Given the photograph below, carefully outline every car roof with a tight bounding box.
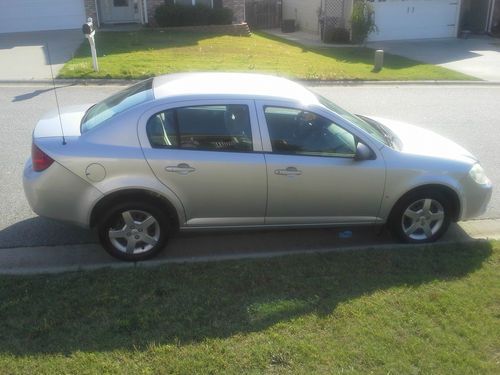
[152,73,320,104]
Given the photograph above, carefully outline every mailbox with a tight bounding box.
[82,18,95,36]
[82,18,98,72]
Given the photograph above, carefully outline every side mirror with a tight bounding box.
[354,142,373,161]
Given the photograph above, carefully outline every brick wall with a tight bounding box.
[147,0,165,25]
[83,0,97,24]
[222,0,246,23]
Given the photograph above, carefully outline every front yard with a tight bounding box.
[58,30,474,81]
[0,241,498,374]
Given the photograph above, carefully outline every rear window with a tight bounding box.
[81,79,154,133]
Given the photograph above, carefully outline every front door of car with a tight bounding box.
[139,100,267,227]
[256,102,386,225]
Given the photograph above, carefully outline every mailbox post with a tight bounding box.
[82,18,98,72]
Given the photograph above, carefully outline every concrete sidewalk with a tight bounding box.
[1,220,499,275]
[368,36,500,82]
[0,29,83,81]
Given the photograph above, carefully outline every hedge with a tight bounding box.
[155,4,233,27]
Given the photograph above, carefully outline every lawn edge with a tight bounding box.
[0,238,491,276]
[0,79,496,87]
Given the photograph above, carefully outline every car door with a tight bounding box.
[138,99,267,227]
[256,101,386,225]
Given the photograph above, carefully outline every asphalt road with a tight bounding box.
[0,83,499,249]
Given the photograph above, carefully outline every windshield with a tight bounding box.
[81,79,154,133]
[316,94,389,146]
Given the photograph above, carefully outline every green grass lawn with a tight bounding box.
[58,30,474,81]
[0,241,499,374]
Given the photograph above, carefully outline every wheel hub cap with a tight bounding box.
[402,198,445,241]
[108,210,160,254]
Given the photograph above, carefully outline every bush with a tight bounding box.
[155,4,233,27]
[323,27,350,44]
[351,0,377,44]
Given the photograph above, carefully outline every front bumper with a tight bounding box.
[23,159,103,228]
[460,177,493,220]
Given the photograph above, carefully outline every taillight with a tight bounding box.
[32,143,54,172]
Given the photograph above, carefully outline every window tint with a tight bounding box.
[264,107,356,157]
[147,105,253,152]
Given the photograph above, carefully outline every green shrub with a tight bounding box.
[351,0,377,44]
[155,4,233,27]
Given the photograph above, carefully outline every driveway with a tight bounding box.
[368,36,500,81]
[0,29,83,81]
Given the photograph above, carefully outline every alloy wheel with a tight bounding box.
[401,198,445,241]
[108,210,160,254]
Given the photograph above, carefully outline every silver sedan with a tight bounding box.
[23,73,492,261]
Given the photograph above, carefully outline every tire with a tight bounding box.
[389,189,452,244]
[97,201,170,261]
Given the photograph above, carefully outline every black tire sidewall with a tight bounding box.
[97,201,169,261]
[389,190,451,243]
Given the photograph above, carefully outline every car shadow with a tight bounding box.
[0,236,492,356]
[0,217,97,248]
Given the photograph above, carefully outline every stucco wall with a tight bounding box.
[282,0,321,34]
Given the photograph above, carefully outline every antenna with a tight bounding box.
[46,42,66,145]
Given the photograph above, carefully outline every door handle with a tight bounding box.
[274,167,302,176]
[165,163,196,175]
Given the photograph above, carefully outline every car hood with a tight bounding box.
[33,104,93,139]
[367,116,477,163]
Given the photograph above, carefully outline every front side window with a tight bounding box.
[316,94,390,146]
[81,79,153,133]
[147,105,253,152]
[264,107,356,157]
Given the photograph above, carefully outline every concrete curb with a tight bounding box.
[2,79,500,87]
[0,238,490,276]
[1,219,499,276]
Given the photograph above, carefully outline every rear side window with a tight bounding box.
[147,105,253,152]
[81,79,153,133]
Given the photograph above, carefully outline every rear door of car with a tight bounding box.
[255,100,386,225]
[138,99,267,227]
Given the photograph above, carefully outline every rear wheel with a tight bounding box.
[98,201,169,261]
[389,190,452,243]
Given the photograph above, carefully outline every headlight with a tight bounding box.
[469,164,490,185]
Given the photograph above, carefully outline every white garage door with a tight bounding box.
[0,0,86,33]
[368,0,460,41]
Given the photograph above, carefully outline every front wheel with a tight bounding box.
[98,201,169,261]
[389,190,452,243]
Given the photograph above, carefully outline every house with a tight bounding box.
[0,0,246,34]
[282,0,500,42]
